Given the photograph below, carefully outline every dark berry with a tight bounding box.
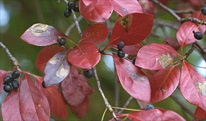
[12,70,20,79]
[64,8,72,18]
[42,81,46,88]
[132,58,136,65]
[73,4,79,12]
[58,38,66,46]
[144,104,154,110]
[67,1,75,9]
[117,49,125,58]
[12,80,19,89]
[3,76,12,84]
[201,6,206,15]
[3,84,12,93]
[117,41,125,49]
[84,69,94,78]
[193,31,203,40]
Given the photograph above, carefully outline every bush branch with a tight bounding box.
[117,96,133,114]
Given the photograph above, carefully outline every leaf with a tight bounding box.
[111,0,143,16]
[67,43,101,69]
[81,24,109,44]
[150,66,180,103]
[44,50,70,87]
[0,70,8,94]
[135,43,178,70]
[191,12,206,33]
[68,96,89,119]
[176,21,200,47]
[194,107,206,120]
[79,0,113,22]
[2,91,23,121]
[21,23,66,46]
[34,75,68,120]
[109,13,154,45]
[61,66,94,106]
[180,61,206,112]
[36,46,64,72]
[138,0,154,14]
[20,73,50,121]
[113,55,151,102]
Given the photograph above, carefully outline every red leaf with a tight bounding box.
[191,12,206,33]
[0,70,8,94]
[21,23,66,46]
[150,66,180,103]
[111,0,143,16]
[36,46,64,72]
[176,21,200,47]
[68,96,89,119]
[123,44,142,55]
[61,66,94,106]
[180,61,206,112]
[113,55,151,102]
[81,24,109,44]
[135,43,178,70]
[138,0,154,14]
[194,107,206,120]
[44,50,70,87]
[67,43,101,69]
[2,91,23,121]
[34,76,68,120]
[79,0,113,22]
[109,13,154,45]
[20,73,50,121]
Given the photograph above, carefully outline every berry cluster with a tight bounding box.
[144,104,154,111]
[117,41,125,58]
[58,38,66,46]
[3,71,20,93]
[64,1,79,18]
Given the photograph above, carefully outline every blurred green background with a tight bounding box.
[0,0,205,121]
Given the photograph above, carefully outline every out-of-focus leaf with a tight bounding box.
[113,55,151,102]
[67,43,101,69]
[135,43,178,70]
[150,66,180,103]
[36,46,64,72]
[138,0,154,14]
[44,50,70,87]
[0,70,8,94]
[194,106,206,120]
[21,23,66,46]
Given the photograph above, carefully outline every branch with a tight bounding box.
[154,20,179,30]
[194,42,206,61]
[0,42,21,71]
[117,96,133,114]
[114,77,119,113]
[65,15,83,36]
[93,67,118,120]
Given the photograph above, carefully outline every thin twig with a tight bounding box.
[174,10,194,14]
[0,42,21,72]
[194,42,206,61]
[65,16,83,36]
[114,77,119,113]
[117,96,133,114]
[136,100,143,109]
[154,20,179,30]
[93,67,118,120]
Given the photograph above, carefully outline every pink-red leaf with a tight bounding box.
[194,107,206,120]
[191,12,206,33]
[113,55,150,102]
[67,43,101,69]
[0,70,7,94]
[36,46,64,72]
[61,66,94,106]
[68,96,89,119]
[81,24,109,44]
[79,0,113,22]
[150,66,180,103]
[135,43,178,70]
[44,50,70,87]
[2,91,23,121]
[20,73,50,121]
[34,76,68,120]
[109,13,154,45]
[180,61,206,112]
[176,21,200,47]
[21,23,66,46]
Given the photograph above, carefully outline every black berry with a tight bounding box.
[67,1,75,9]
[193,31,203,40]
[144,104,154,110]
[117,49,125,58]
[12,80,19,89]
[12,70,20,79]
[3,84,12,93]
[73,4,79,12]
[42,81,46,88]
[58,38,66,46]
[132,58,136,65]
[201,6,206,15]
[3,76,12,84]
[117,41,125,49]
[64,8,72,18]
[84,69,94,78]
